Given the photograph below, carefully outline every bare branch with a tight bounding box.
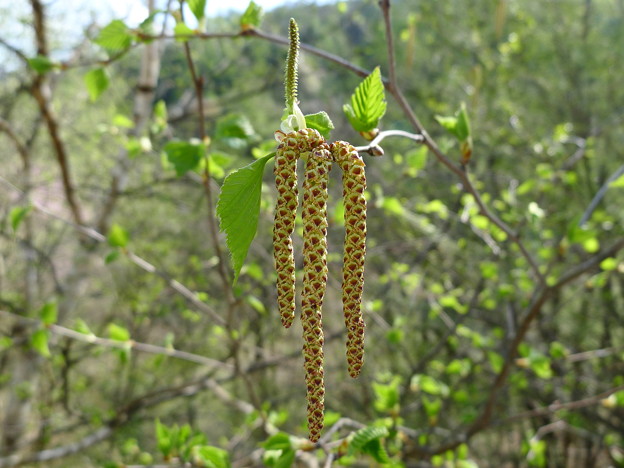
[0,310,232,372]
[0,177,225,326]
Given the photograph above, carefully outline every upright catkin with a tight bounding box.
[332,141,367,378]
[300,141,332,443]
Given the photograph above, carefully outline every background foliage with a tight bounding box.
[1,1,624,467]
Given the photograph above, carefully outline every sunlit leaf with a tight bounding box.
[304,112,334,139]
[84,68,109,101]
[40,302,58,326]
[107,223,129,248]
[240,1,263,31]
[31,329,50,357]
[343,66,386,133]
[9,206,31,232]
[94,20,133,52]
[188,0,206,21]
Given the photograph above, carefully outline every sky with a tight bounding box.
[107,0,292,26]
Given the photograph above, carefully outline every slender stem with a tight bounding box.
[182,41,233,300]
[0,310,233,371]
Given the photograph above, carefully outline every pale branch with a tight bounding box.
[378,0,544,284]
[0,310,232,372]
[0,177,225,326]
[579,163,624,226]
[0,427,113,468]
[355,129,424,155]
[499,384,624,425]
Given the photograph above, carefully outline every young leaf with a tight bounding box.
[343,66,387,133]
[240,1,263,31]
[31,329,51,357]
[9,206,31,232]
[216,153,274,284]
[349,426,389,451]
[164,141,204,176]
[262,432,293,451]
[108,223,129,248]
[84,68,109,101]
[40,302,58,326]
[193,446,231,468]
[27,55,55,74]
[94,20,133,52]
[435,103,473,163]
[108,323,130,341]
[188,0,206,21]
[305,112,334,139]
[174,22,194,42]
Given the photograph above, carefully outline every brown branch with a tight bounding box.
[0,118,29,168]
[29,0,84,227]
[417,237,624,455]
[377,0,543,284]
[182,37,233,300]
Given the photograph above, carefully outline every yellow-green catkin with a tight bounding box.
[301,140,332,442]
[332,141,367,378]
[273,129,326,328]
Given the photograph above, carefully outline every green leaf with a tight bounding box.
[343,66,387,133]
[108,323,130,341]
[240,1,263,30]
[262,433,292,451]
[455,102,471,141]
[31,329,50,357]
[193,446,231,468]
[216,153,273,283]
[304,112,334,139]
[74,319,94,336]
[9,206,31,232]
[215,114,256,142]
[155,420,172,457]
[113,114,135,128]
[174,22,194,42]
[610,172,624,188]
[349,426,389,460]
[40,302,58,326]
[435,103,473,161]
[164,141,204,176]
[84,68,109,101]
[105,250,121,264]
[27,55,55,74]
[188,0,206,21]
[94,20,133,52]
[600,257,618,271]
[107,223,129,248]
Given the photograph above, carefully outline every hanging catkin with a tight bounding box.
[273,129,326,328]
[332,141,367,378]
[301,141,332,443]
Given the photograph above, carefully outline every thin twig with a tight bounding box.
[0,177,225,326]
[0,310,233,371]
[498,384,624,425]
[355,129,424,155]
[579,163,624,226]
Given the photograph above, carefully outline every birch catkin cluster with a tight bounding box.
[273,128,367,442]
